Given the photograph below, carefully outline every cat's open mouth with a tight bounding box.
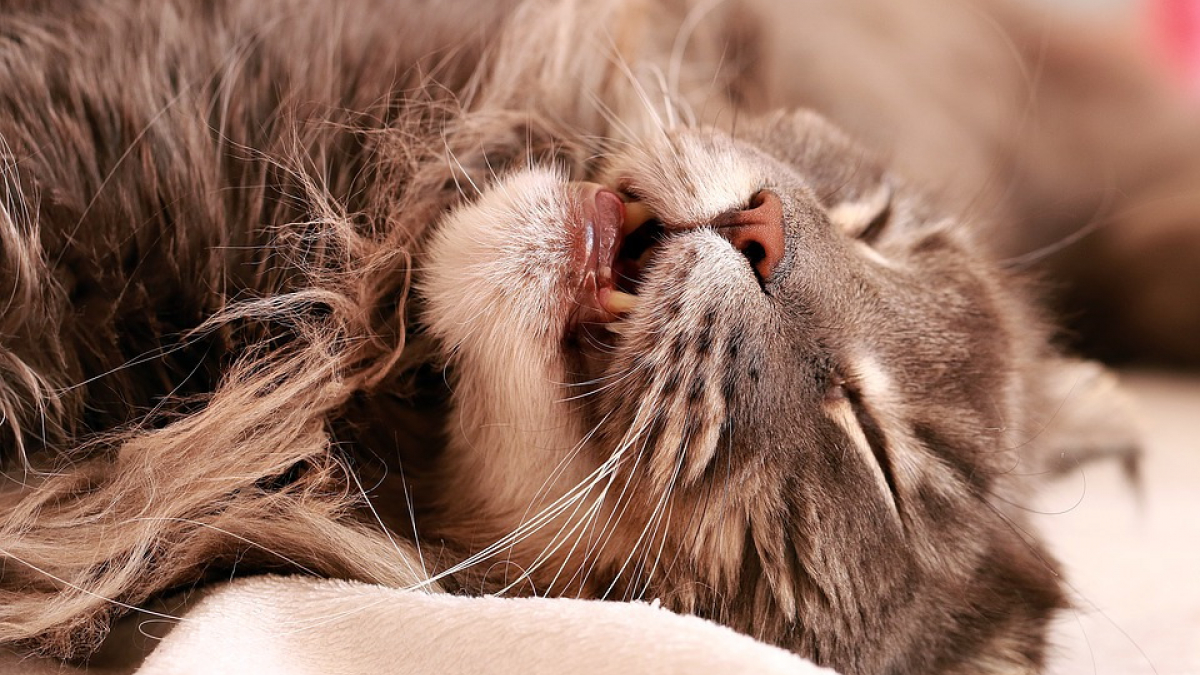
[569,182,667,332]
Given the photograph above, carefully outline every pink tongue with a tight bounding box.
[589,188,625,284]
[593,189,625,239]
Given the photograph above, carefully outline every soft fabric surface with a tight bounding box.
[2,577,830,674]
[135,577,831,675]
[1036,371,1200,675]
[1,370,1195,674]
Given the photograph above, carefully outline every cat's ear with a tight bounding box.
[1029,359,1140,480]
[828,180,891,239]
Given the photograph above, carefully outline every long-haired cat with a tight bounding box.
[0,0,1184,673]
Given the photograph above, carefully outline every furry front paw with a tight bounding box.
[422,168,627,359]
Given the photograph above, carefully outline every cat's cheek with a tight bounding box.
[422,167,578,356]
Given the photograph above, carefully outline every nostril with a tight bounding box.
[727,227,781,282]
[741,240,767,270]
[712,190,786,282]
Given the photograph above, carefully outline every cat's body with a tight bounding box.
[0,0,1182,673]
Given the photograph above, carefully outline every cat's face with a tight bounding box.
[422,110,1064,674]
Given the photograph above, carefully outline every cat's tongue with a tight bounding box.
[569,182,657,327]
[570,182,629,325]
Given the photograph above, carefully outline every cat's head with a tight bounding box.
[420,109,1131,674]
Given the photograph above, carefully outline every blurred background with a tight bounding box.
[1052,0,1131,9]
[1015,4,1200,675]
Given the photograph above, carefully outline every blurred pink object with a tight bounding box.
[1150,0,1200,94]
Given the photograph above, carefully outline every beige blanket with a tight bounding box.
[3,577,830,674]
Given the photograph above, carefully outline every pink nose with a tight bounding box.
[711,190,786,281]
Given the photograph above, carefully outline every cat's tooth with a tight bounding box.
[603,290,639,315]
[623,202,654,234]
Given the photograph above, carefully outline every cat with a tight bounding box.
[0,0,1174,673]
